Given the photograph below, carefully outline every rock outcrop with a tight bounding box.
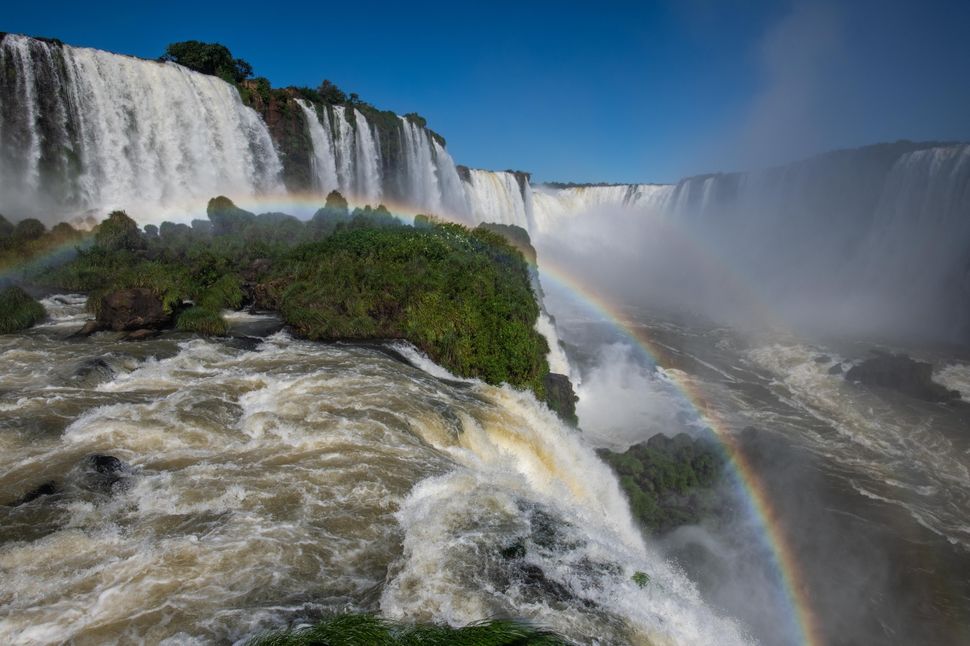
[96,288,172,332]
[845,352,960,402]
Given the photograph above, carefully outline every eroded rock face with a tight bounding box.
[97,288,172,332]
[544,372,578,426]
[845,352,960,402]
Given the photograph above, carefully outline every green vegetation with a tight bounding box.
[0,214,89,280]
[598,433,725,533]
[0,286,45,334]
[631,571,650,588]
[176,306,228,336]
[249,614,566,646]
[35,194,551,397]
[159,41,253,83]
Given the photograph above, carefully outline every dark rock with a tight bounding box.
[226,335,264,352]
[71,357,114,385]
[97,288,172,332]
[82,454,130,492]
[827,362,844,375]
[814,355,831,364]
[845,353,960,402]
[8,481,57,506]
[544,373,578,426]
[124,328,158,341]
[71,319,102,337]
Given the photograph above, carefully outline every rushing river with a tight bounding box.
[545,283,970,646]
[0,297,749,646]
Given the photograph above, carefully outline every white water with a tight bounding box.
[0,325,750,645]
[0,34,283,222]
[745,343,970,550]
[296,99,340,195]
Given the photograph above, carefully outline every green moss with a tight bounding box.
[248,614,566,646]
[0,286,45,333]
[632,571,650,588]
[176,306,228,336]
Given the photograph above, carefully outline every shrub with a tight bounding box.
[176,306,228,336]
[13,218,46,241]
[0,286,45,333]
[95,210,143,251]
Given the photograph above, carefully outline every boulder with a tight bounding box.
[827,362,844,375]
[81,454,131,493]
[845,352,960,402]
[8,481,57,506]
[97,288,172,332]
[71,320,101,337]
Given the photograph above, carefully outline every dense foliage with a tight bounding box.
[159,41,253,83]
[249,614,566,646]
[37,195,551,396]
[0,286,45,334]
[598,433,725,533]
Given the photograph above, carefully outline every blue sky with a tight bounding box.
[5,0,968,183]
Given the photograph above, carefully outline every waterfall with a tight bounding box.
[296,99,339,195]
[461,169,533,229]
[0,34,282,222]
[353,108,382,202]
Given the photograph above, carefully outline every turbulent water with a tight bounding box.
[542,283,970,646]
[0,298,751,646]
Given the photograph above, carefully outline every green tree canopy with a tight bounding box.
[95,211,143,251]
[160,41,253,83]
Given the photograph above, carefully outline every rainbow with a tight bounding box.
[4,194,822,644]
[532,260,823,646]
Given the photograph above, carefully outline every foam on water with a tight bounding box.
[0,331,750,644]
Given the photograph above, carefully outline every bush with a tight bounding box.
[13,218,46,241]
[95,210,143,251]
[176,306,228,336]
[0,286,45,333]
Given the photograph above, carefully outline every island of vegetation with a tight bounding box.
[1,194,580,416]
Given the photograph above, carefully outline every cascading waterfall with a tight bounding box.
[0,34,282,222]
[296,99,340,195]
[461,169,534,229]
[353,108,383,202]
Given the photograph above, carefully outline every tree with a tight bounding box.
[95,211,143,251]
[160,41,253,84]
[13,218,46,241]
[317,80,347,104]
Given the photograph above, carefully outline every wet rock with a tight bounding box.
[225,335,263,352]
[544,373,578,426]
[97,288,173,332]
[827,362,845,375]
[71,319,102,337]
[845,352,960,402]
[8,481,58,507]
[82,454,131,492]
[124,328,158,341]
[70,357,114,386]
[814,355,831,364]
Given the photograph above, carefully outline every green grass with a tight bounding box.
[176,306,228,336]
[0,286,46,333]
[249,614,567,646]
